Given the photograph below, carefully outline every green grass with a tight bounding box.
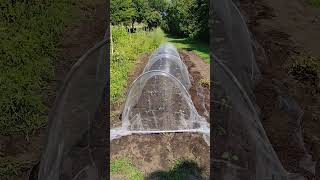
[111,158,204,180]
[0,158,37,177]
[110,26,166,104]
[0,1,76,135]
[309,0,320,7]
[111,158,144,180]
[165,34,210,63]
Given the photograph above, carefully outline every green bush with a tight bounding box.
[110,26,166,104]
[163,0,209,41]
[0,1,74,135]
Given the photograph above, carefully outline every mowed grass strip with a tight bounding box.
[166,34,210,63]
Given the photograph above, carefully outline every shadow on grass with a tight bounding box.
[145,160,207,180]
[165,34,210,62]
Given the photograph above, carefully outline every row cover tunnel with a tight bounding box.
[111,43,210,145]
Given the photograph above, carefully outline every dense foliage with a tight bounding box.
[110,0,135,26]
[110,0,166,29]
[110,0,208,40]
[110,26,165,104]
[0,0,73,135]
[163,0,209,41]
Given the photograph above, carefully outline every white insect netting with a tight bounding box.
[144,53,191,90]
[37,36,109,180]
[111,43,210,145]
[212,0,314,179]
[149,43,181,60]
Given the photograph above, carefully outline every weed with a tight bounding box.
[286,55,320,86]
[199,79,210,88]
[111,157,144,180]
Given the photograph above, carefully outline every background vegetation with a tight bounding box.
[162,0,209,41]
[0,0,74,136]
[110,0,209,41]
[110,0,209,105]
[110,26,165,104]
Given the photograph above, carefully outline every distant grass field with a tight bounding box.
[166,34,210,63]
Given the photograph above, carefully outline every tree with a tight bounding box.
[110,0,135,26]
[145,11,162,30]
[162,0,209,41]
[148,0,169,15]
[132,0,149,23]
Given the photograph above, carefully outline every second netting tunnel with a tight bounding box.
[111,43,209,145]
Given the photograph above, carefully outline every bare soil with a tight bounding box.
[0,0,106,179]
[110,50,210,178]
[239,0,320,178]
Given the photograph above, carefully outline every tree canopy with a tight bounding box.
[163,0,209,41]
[110,0,208,41]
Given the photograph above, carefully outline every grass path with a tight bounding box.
[165,34,210,63]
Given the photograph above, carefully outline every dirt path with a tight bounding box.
[110,50,210,179]
[239,0,320,178]
[246,0,320,57]
[0,1,106,179]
